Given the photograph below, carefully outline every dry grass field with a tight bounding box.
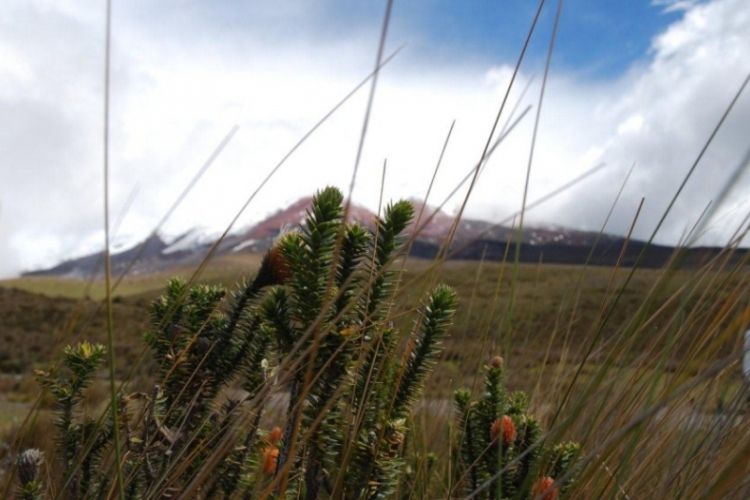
[2,247,749,498]
[1,253,743,401]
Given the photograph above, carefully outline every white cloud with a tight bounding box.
[653,0,703,14]
[570,0,750,245]
[617,115,645,136]
[0,0,748,278]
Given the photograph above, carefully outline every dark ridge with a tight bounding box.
[408,239,747,269]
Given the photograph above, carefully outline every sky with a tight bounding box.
[1,0,749,277]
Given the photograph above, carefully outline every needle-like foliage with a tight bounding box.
[452,359,581,499]
[16,187,460,500]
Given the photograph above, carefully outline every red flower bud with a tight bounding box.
[532,477,558,500]
[261,446,279,475]
[260,426,283,475]
[268,426,283,445]
[491,415,516,444]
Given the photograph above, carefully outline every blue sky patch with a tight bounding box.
[322,0,689,79]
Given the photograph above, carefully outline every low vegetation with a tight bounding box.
[2,188,750,499]
[3,189,580,499]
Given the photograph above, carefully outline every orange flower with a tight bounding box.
[532,477,558,500]
[268,426,283,445]
[261,446,279,475]
[491,356,504,369]
[261,427,283,475]
[491,415,516,444]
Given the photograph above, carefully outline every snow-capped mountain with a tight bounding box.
[23,195,724,279]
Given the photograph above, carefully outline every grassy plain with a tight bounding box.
[0,254,744,399]
[2,251,749,497]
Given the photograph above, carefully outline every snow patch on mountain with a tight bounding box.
[162,227,220,255]
[232,239,257,253]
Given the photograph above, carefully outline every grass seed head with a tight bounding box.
[17,448,44,486]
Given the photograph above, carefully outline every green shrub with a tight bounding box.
[452,357,580,500]
[15,187,464,499]
[14,187,583,499]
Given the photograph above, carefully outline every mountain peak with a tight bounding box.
[22,194,663,278]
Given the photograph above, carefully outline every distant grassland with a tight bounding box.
[1,253,743,404]
[0,253,264,301]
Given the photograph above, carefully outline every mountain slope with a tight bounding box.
[22,196,745,278]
